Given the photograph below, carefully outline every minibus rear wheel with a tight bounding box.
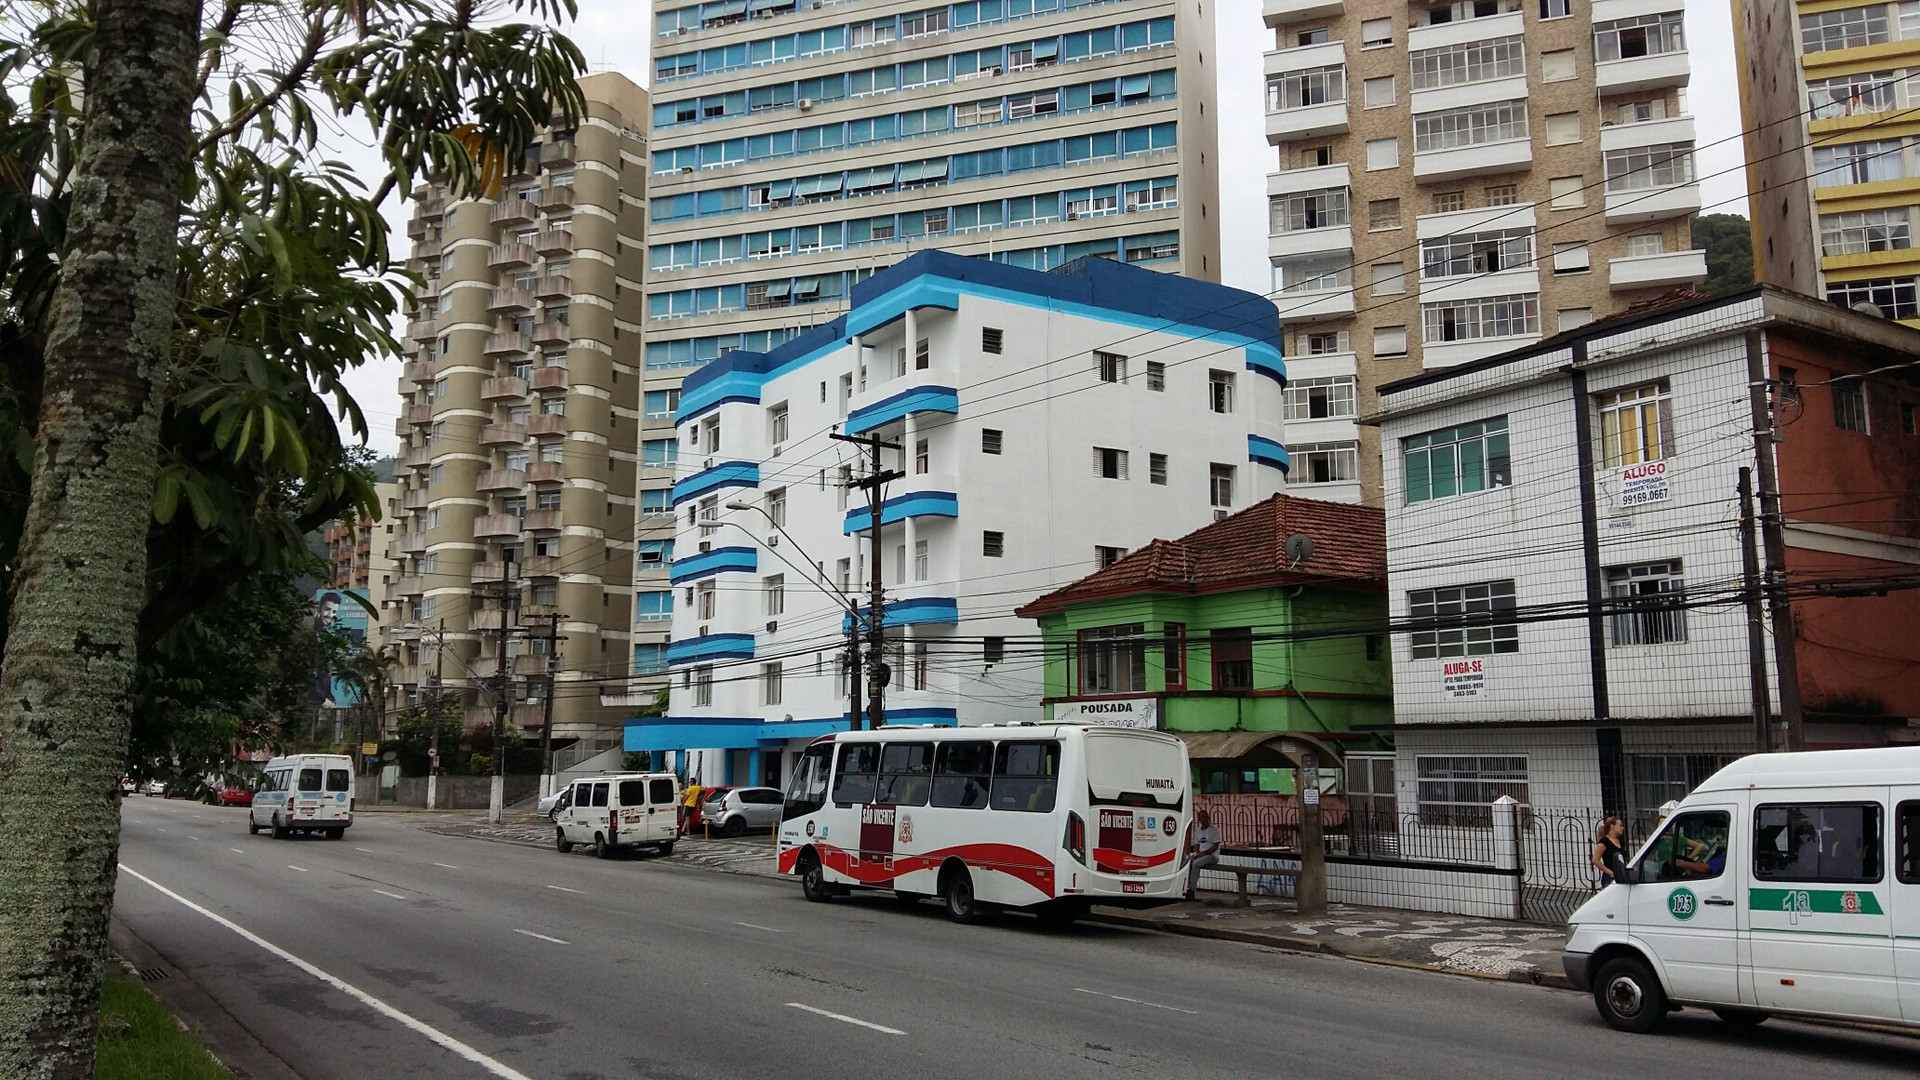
[271,815,289,841]
[1593,956,1667,1033]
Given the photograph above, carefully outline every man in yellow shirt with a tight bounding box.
[680,779,704,836]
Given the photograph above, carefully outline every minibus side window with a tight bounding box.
[1641,810,1731,881]
[651,778,676,804]
[931,741,993,809]
[298,768,323,792]
[619,780,647,805]
[1897,802,1920,884]
[784,745,831,821]
[876,743,933,807]
[990,741,1061,813]
[326,769,351,792]
[591,782,609,808]
[832,744,881,805]
[1754,803,1882,883]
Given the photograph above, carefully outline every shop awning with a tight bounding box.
[1170,730,1343,768]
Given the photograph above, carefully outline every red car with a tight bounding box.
[214,787,254,807]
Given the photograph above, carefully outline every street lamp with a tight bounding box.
[399,619,449,808]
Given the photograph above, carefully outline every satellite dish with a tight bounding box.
[1852,301,1886,319]
[1284,532,1314,568]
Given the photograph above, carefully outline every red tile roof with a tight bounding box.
[1017,494,1386,616]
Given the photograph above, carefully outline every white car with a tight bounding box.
[144,780,167,797]
[538,788,570,820]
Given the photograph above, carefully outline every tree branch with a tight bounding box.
[194,10,331,154]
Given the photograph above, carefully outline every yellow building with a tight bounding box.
[1737,0,1920,323]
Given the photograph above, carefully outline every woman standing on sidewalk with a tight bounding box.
[1590,816,1627,888]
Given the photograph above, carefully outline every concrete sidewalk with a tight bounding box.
[418,811,1571,988]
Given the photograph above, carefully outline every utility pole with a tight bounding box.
[832,431,903,729]
[425,618,446,809]
[528,612,567,799]
[1744,330,1805,751]
[473,562,519,822]
[1738,468,1775,754]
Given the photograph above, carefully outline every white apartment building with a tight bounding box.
[1371,287,1920,835]
[636,251,1285,786]
[1264,0,1706,505]
[634,0,1223,699]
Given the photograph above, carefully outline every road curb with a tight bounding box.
[1086,909,1576,991]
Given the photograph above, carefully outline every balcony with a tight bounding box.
[479,422,527,446]
[531,321,571,348]
[398,532,428,555]
[514,654,554,678]
[529,367,569,393]
[406,403,434,426]
[1264,0,1343,24]
[1425,335,1542,370]
[1594,49,1689,95]
[401,488,432,511]
[541,139,576,168]
[417,195,446,220]
[488,242,537,269]
[534,230,574,257]
[482,375,528,401]
[1604,182,1700,225]
[524,509,564,532]
[1414,137,1533,183]
[469,610,509,634]
[470,561,511,583]
[411,237,443,262]
[1609,248,1709,291]
[1268,162,1350,197]
[1599,114,1695,153]
[489,198,537,226]
[484,331,530,356]
[1418,266,1542,305]
[842,472,959,534]
[527,414,569,437]
[526,461,565,484]
[469,657,503,681]
[523,555,563,578]
[1264,42,1349,144]
[407,319,438,343]
[846,361,960,437]
[401,444,433,470]
[538,185,576,211]
[1406,10,1524,54]
[1267,100,1349,143]
[1272,283,1356,323]
[488,286,533,313]
[535,275,572,300]
[1411,73,1528,118]
[407,216,429,240]
[393,576,425,597]
[473,514,523,539]
[406,360,436,384]
[477,468,526,492]
[1270,224,1352,261]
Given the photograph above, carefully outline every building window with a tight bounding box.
[1366,138,1399,170]
[1363,75,1396,108]
[1374,325,1408,358]
[1421,230,1532,278]
[1093,446,1129,479]
[1606,560,1687,646]
[1209,370,1235,413]
[764,574,785,618]
[1545,112,1581,145]
[695,581,716,620]
[1270,188,1349,233]
[1598,381,1672,466]
[1548,176,1586,209]
[1163,623,1187,689]
[982,327,1003,354]
[1414,100,1528,152]
[1558,308,1593,331]
[1284,376,1358,421]
[636,591,673,621]
[641,490,670,517]
[1833,378,1870,433]
[701,415,721,453]
[632,643,666,675]
[1821,208,1913,256]
[1594,13,1686,59]
[1210,628,1252,690]
[1292,442,1360,484]
[984,636,1006,665]
[982,530,1004,558]
[1078,624,1146,694]
[1306,331,1349,354]
[762,661,783,706]
[1409,580,1518,658]
[765,486,787,528]
[1485,184,1517,206]
[1552,242,1591,274]
[1148,452,1169,485]
[1266,65,1347,111]
[981,428,1003,455]
[1361,17,1393,46]
[1371,261,1407,296]
[1095,545,1127,569]
[1431,190,1465,214]
[1146,361,1166,391]
[638,540,674,567]
[1799,6,1887,53]
[1811,140,1906,188]
[1369,198,1401,231]
[1095,350,1127,383]
[1542,48,1576,81]
[644,389,679,418]
[768,402,789,444]
[1807,70,1902,120]
[1404,417,1510,503]
[1409,35,1524,90]
[1605,144,1695,191]
[1209,463,1235,508]
[1416,756,1527,827]
[693,665,713,707]
[1828,276,1920,320]
[1423,294,1539,343]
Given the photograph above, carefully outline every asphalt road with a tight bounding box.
[113,798,1919,1080]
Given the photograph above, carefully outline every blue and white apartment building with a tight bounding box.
[632,0,1223,709]
[631,251,1286,786]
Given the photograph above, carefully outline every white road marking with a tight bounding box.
[511,929,568,945]
[355,847,375,853]
[1072,987,1198,1015]
[230,848,244,854]
[433,863,458,869]
[545,885,581,894]
[118,865,535,1080]
[732,921,785,933]
[188,836,200,841]
[157,828,168,833]
[286,866,309,873]
[372,890,408,901]
[784,1002,905,1035]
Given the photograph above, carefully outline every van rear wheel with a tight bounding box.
[325,828,344,840]
[247,818,260,836]
[271,815,288,840]
[555,828,573,854]
[593,834,614,859]
[1593,956,1667,1033]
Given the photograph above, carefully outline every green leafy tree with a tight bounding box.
[1692,214,1756,294]
[0,3,587,1073]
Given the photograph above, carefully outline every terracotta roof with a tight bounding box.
[1016,494,1386,616]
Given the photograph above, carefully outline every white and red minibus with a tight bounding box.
[777,722,1192,924]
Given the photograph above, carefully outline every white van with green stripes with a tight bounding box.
[1564,746,1920,1033]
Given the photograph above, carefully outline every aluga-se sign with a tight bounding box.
[1053,698,1160,729]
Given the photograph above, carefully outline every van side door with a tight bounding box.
[1747,795,1897,1021]
[649,777,678,841]
[1891,795,1920,1022]
[1626,805,1744,1006]
[561,781,592,842]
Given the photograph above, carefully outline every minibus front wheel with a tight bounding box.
[1594,955,1667,1033]
[798,850,833,903]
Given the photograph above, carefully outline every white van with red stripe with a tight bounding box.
[777,723,1191,925]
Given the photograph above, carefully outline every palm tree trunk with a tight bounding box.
[0,2,203,1076]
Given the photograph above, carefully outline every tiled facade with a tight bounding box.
[382,73,650,747]
[1264,0,1707,505]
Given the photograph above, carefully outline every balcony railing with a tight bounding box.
[534,230,574,256]
[470,561,512,582]
[531,322,571,347]
[526,461,565,484]
[473,514,523,539]
[490,199,537,226]
[535,275,572,300]
[528,414,568,437]
[484,331,530,356]
[524,509,564,531]
[407,319,439,343]
[482,376,529,400]
[523,555,563,578]
[488,286,533,313]
[538,185,576,211]
[479,422,528,445]
[476,468,526,492]
[488,242,537,269]
[529,367,569,393]
[401,489,431,511]
[406,403,434,425]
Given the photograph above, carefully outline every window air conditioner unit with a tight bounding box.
[798,98,814,110]
[703,457,715,469]
[766,534,779,548]
[772,444,784,456]
[680,166,695,175]
[677,27,689,34]
[1066,211,1079,221]
[699,541,712,553]
[1214,509,1229,521]
[766,621,778,633]
[699,624,709,636]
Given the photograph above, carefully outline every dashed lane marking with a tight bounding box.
[355,847,374,853]
[286,866,308,873]
[511,929,568,945]
[732,921,785,933]
[784,1003,905,1035]
[372,890,408,901]
[118,865,535,1080]
[433,863,458,869]
[1072,988,1198,1015]
[546,885,581,894]
[230,848,244,854]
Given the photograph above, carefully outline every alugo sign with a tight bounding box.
[1617,459,1670,508]
[1053,698,1160,729]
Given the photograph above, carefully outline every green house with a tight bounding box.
[1017,494,1391,796]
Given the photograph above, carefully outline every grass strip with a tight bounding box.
[96,969,233,1080]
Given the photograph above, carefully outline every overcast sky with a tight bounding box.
[344,0,1748,454]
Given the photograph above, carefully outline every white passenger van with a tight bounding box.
[1564,746,1920,1033]
[778,723,1191,925]
[553,772,680,858]
[249,754,355,840]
